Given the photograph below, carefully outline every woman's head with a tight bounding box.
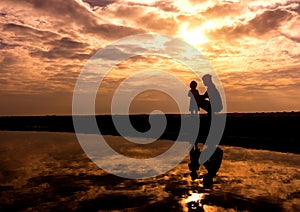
[202,74,213,86]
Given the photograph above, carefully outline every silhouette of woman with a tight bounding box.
[198,74,223,114]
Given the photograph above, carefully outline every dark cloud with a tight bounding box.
[2,23,94,62]
[0,53,22,73]
[102,3,179,34]
[30,49,92,60]
[46,37,86,49]
[249,9,293,35]
[207,9,293,40]
[98,2,156,24]
[0,40,20,49]
[86,23,145,40]
[249,0,300,13]
[152,1,180,12]
[44,64,81,72]
[94,47,133,61]
[0,79,8,84]
[30,48,92,60]
[105,4,144,19]
[70,53,93,60]
[8,0,144,40]
[0,11,7,17]
[83,0,117,8]
[290,2,300,14]
[222,0,239,3]
[2,23,60,43]
[26,36,94,60]
[117,0,179,12]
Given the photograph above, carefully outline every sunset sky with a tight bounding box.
[0,0,299,115]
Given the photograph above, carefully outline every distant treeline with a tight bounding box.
[0,112,299,154]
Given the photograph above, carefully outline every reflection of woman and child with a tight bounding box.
[188,74,223,186]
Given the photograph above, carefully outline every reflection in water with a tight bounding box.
[184,192,205,211]
[179,177,212,212]
[0,132,299,211]
[188,143,223,187]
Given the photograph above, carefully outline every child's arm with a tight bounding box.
[202,91,208,99]
[198,91,208,101]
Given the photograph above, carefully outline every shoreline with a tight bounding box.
[0,112,299,154]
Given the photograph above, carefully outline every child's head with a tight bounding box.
[190,80,197,89]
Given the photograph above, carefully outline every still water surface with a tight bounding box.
[0,131,299,211]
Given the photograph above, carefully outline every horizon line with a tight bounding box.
[0,111,300,117]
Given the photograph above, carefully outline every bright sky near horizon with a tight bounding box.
[0,0,299,115]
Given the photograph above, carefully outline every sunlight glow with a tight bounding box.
[178,23,208,46]
[201,20,218,31]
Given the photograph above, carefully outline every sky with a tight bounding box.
[0,0,300,115]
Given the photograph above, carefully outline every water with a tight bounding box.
[0,131,299,211]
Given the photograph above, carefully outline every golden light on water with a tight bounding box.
[185,192,204,203]
[181,192,206,211]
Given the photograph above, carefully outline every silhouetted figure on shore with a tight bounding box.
[198,74,223,114]
[188,75,224,186]
[188,81,200,115]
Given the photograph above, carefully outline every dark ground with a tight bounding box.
[0,112,299,153]
[0,113,299,211]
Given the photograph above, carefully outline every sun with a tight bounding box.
[178,23,208,46]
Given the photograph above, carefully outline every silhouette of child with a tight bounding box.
[188,81,200,115]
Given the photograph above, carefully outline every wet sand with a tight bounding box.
[0,131,299,211]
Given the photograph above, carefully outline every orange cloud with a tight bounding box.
[0,0,299,114]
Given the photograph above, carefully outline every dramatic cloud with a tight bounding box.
[83,0,117,8]
[207,9,293,41]
[0,0,299,114]
[219,65,300,112]
[201,2,245,19]
[94,2,179,34]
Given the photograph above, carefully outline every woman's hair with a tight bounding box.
[202,74,212,83]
